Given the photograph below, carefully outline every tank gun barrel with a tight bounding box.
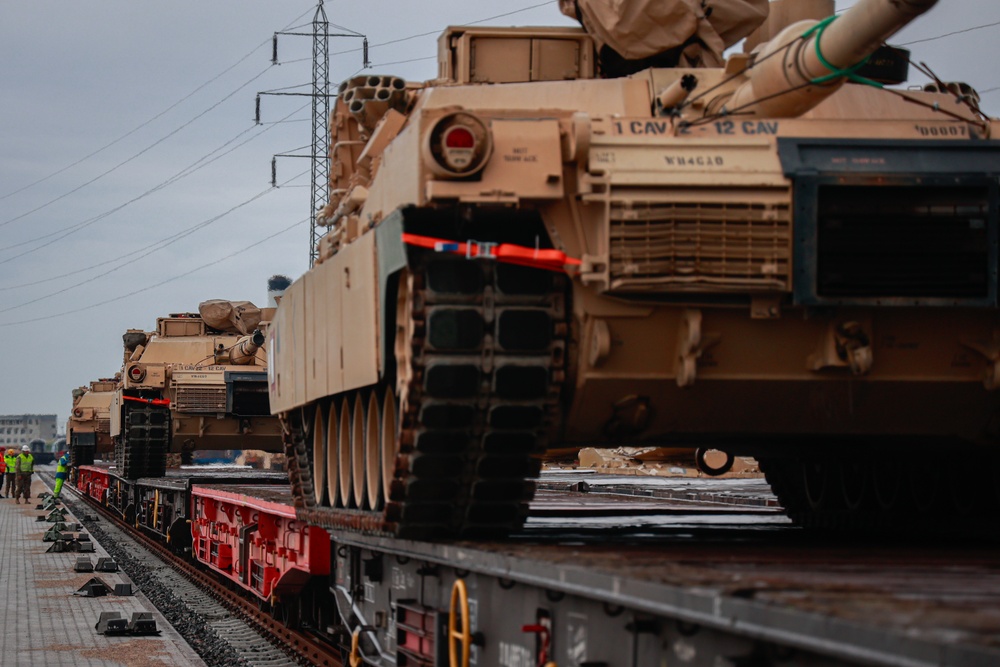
[723,0,938,118]
[230,329,265,365]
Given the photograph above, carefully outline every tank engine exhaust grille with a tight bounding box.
[174,386,227,413]
[608,199,791,292]
[97,418,110,433]
[816,185,993,299]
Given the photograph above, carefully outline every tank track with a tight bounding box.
[291,257,568,539]
[70,442,96,468]
[115,404,170,480]
[760,455,1000,533]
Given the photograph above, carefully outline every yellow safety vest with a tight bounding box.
[16,453,33,474]
[57,455,69,474]
[4,455,15,474]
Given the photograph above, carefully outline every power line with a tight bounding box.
[293,0,558,64]
[0,66,276,231]
[0,216,308,328]
[899,19,1000,46]
[0,6,315,204]
[0,102,310,264]
[0,170,308,314]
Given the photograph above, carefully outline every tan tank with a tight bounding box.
[67,378,117,466]
[111,300,282,479]
[269,0,1000,537]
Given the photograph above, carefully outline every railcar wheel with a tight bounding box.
[312,403,327,507]
[338,395,352,508]
[381,388,399,507]
[326,400,341,508]
[352,392,368,509]
[365,391,382,510]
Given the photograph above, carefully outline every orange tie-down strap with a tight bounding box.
[122,395,171,407]
[402,233,581,274]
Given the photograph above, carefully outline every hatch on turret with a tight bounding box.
[438,26,595,84]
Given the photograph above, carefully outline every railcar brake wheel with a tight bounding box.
[449,578,471,667]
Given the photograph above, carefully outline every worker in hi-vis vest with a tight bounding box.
[14,445,34,504]
[3,449,15,498]
[53,451,70,499]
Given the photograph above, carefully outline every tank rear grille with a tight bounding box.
[816,185,992,299]
[97,418,110,433]
[174,385,227,413]
[608,200,791,292]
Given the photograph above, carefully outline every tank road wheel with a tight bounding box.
[907,460,940,515]
[872,458,903,512]
[381,388,399,509]
[351,393,368,509]
[365,391,383,510]
[802,460,833,511]
[338,395,353,508]
[311,403,327,507]
[326,400,341,508]
[839,461,870,511]
[946,464,977,516]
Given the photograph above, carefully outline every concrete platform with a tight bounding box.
[0,474,204,667]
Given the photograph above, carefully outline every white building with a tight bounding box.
[0,414,58,448]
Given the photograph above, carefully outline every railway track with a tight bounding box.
[43,471,341,667]
[47,463,1000,666]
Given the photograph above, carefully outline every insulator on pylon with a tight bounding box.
[255,95,261,125]
[271,157,277,187]
[363,38,370,69]
[272,34,278,64]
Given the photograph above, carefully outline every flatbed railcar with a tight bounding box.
[76,463,335,627]
[73,465,1000,667]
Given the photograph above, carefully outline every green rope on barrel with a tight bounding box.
[801,15,884,88]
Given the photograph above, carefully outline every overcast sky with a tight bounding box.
[1,0,997,428]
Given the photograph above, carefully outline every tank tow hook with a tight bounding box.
[677,309,720,387]
[808,320,873,375]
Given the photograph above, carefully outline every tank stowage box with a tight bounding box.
[268,0,1000,537]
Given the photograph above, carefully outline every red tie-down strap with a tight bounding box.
[123,395,171,407]
[402,233,581,274]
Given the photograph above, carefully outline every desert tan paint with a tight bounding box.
[271,3,1000,448]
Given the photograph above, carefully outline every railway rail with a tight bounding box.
[54,463,1000,667]
[47,470,341,667]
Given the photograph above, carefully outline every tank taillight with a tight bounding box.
[423,112,492,178]
[73,408,83,418]
[128,365,146,383]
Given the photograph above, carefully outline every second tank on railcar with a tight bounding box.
[67,377,117,467]
[111,300,282,479]
[269,0,1000,537]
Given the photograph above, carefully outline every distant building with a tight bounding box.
[0,414,58,448]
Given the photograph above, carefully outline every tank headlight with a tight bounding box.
[73,408,83,418]
[128,365,146,383]
[423,112,492,179]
